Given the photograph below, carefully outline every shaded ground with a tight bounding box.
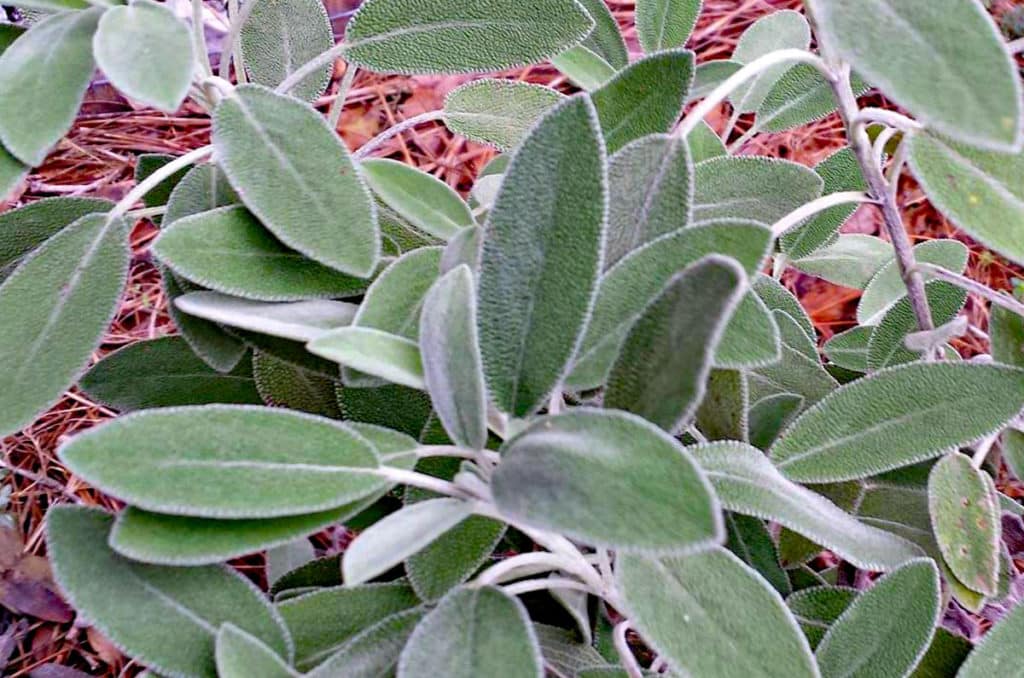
[0,0,1022,674]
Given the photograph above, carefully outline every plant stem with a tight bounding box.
[828,66,934,332]
[674,49,832,140]
[916,263,1024,318]
[108,146,213,221]
[276,41,349,95]
[476,552,580,586]
[191,0,213,79]
[219,0,254,83]
[373,467,476,500]
[770,191,874,239]
[353,111,447,159]
[328,64,358,129]
[855,107,922,132]
[503,577,595,597]
[614,620,644,678]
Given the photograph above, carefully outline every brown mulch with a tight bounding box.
[1,0,1023,674]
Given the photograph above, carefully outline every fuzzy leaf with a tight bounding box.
[343,498,474,585]
[749,393,804,450]
[344,0,593,74]
[94,0,193,112]
[808,0,1022,151]
[866,281,966,370]
[0,145,26,203]
[815,559,940,678]
[363,159,473,241]
[606,255,746,432]
[592,50,694,154]
[635,0,701,53]
[687,120,727,162]
[134,154,188,223]
[759,67,868,134]
[164,163,240,227]
[420,266,488,450]
[754,274,815,340]
[279,583,421,671]
[213,85,379,277]
[792,235,894,290]
[823,326,873,372]
[858,240,969,325]
[492,409,721,551]
[912,629,972,678]
[477,96,605,416]
[443,80,564,152]
[787,586,859,650]
[574,0,628,68]
[715,292,782,369]
[748,310,837,407]
[0,214,127,437]
[352,247,442,340]
[154,206,370,302]
[694,441,922,571]
[397,586,542,678]
[693,156,823,224]
[0,8,102,166]
[306,608,427,678]
[908,132,1024,265]
[253,351,342,418]
[59,405,387,518]
[725,513,790,595]
[240,0,333,101]
[337,382,433,438]
[690,60,742,101]
[991,289,1024,369]
[406,514,505,603]
[550,46,616,91]
[309,327,425,390]
[0,197,112,282]
[80,336,260,411]
[729,10,810,113]
[928,453,1000,596]
[771,363,1024,483]
[216,624,296,678]
[604,133,693,269]
[164,272,248,373]
[957,600,1024,677]
[696,369,748,442]
[47,507,290,678]
[618,548,818,678]
[176,292,357,344]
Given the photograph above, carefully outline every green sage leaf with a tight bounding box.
[363,159,473,241]
[957,600,1024,677]
[0,196,112,282]
[443,79,564,152]
[866,281,966,370]
[759,67,869,134]
[253,351,342,418]
[176,292,357,344]
[729,10,810,113]
[550,46,616,91]
[635,0,701,53]
[574,0,628,68]
[694,156,823,224]
[823,326,873,373]
[791,234,894,290]
[306,608,427,678]
[216,624,297,678]
[164,163,240,227]
[240,0,334,101]
[787,586,859,650]
[725,513,790,596]
[858,240,970,325]
[309,327,425,390]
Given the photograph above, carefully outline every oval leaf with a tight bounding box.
[635,0,701,53]
[694,156,823,224]
[0,196,112,282]
[309,327,425,390]
[729,10,810,113]
[240,0,334,101]
[444,79,565,152]
[858,239,969,325]
[216,624,296,678]
[363,159,472,241]
[306,608,427,678]
[176,292,357,343]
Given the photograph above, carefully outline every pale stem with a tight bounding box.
[125,206,167,220]
[416,445,500,463]
[855,107,923,132]
[108,146,214,221]
[886,138,910,203]
[915,263,1024,319]
[674,49,833,140]
[219,0,254,83]
[353,111,447,159]
[475,552,577,586]
[727,122,761,153]
[191,0,213,79]
[487,405,509,440]
[503,577,596,597]
[276,41,349,95]
[828,65,934,332]
[328,64,359,128]
[721,106,744,144]
[1008,37,1024,54]
[770,191,874,239]
[872,126,898,176]
[516,525,606,593]
[373,466,476,500]
[614,620,644,678]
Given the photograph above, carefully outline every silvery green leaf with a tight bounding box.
[0,213,128,437]
[213,85,379,277]
[714,292,782,369]
[759,68,869,134]
[309,327,425,390]
[93,0,194,113]
[866,281,966,370]
[780,148,867,260]
[478,95,605,416]
[399,588,542,678]
[164,272,248,373]
[687,120,727,162]
[754,274,815,341]
[306,608,427,678]
[0,8,103,166]
[771,362,1024,483]
[635,0,701,53]
[928,453,1000,596]
[694,156,823,225]
[696,369,748,442]
[911,629,972,678]
[0,196,112,282]
[551,46,616,91]
[693,441,922,571]
[570,220,772,391]
[858,240,969,325]
[729,10,810,113]
[957,600,1024,677]
[533,624,605,676]
[592,49,695,154]
[787,586,859,650]
[164,163,240,227]
[353,247,442,341]
[908,132,1024,265]
[690,60,742,102]
[345,0,593,74]
[134,154,189,224]
[0,145,26,203]
[815,559,940,678]
[748,310,838,408]
[363,159,473,241]
[154,206,370,302]
[574,0,628,68]
[176,292,357,343]
[232,327,339,378]
[823,326,873,372]
[618,548,818,678]
[419,266,488,450]
[777,481,863,567]
[606,255,745,432]
[792,234,894,290]
[406,514,505,603]
[279,583,421,671]
[79,336,260,411]
[749,393,805,451]
[337,382,433,438]
[726,513,790,595]
[441,225,482,274]
[47,506,291,678]
[240,0,333,101]
[990,287,1024,369]
[807,0,1022,151]
[59,405,388,518]
[604,133,693,269]
[216,624,298,678]
[492,409,721,552]
[253,351,342,418]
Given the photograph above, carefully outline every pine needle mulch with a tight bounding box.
[0,0,1022,674]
